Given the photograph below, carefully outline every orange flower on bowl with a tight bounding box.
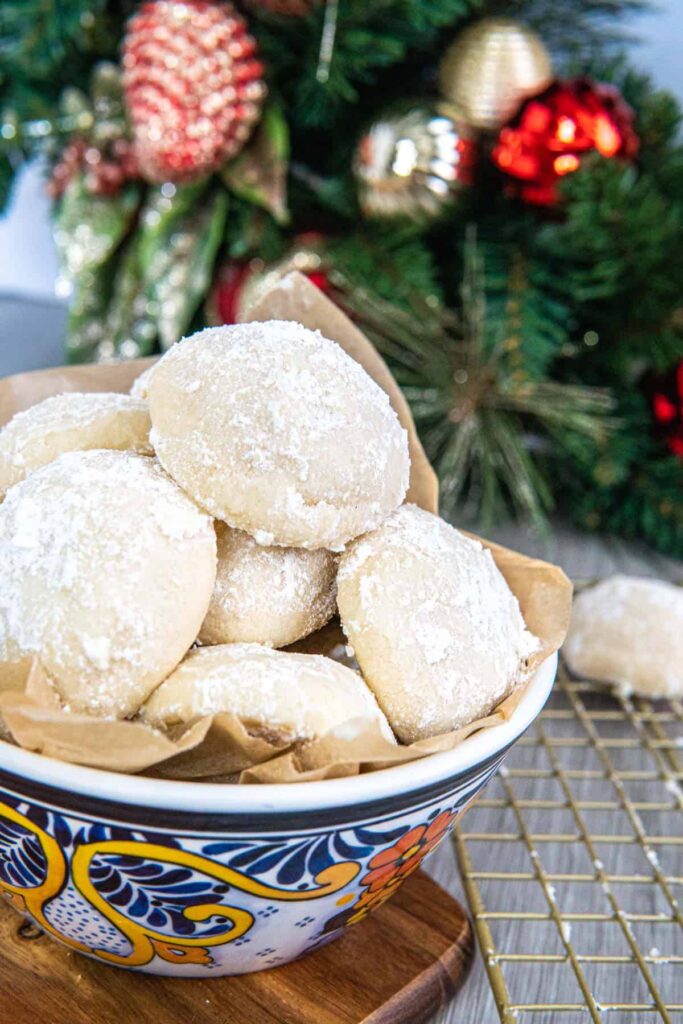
[360,810,456,894]
[319,808,458,936]
[346,883,399,926]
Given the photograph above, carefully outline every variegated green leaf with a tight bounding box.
[222,105,290,225]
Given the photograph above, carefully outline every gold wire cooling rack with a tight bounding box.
[452,655,683,1023]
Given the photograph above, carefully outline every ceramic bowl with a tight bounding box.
[0,654,556,977]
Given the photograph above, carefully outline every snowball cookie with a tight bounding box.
[563,575,683,699]
[0,392,152,497]
[199,523,337,648]
[147,321,410,549]
[0,450,216,718]
[129,363,157,400]
[337,504,538,742]
[140,643,395,743]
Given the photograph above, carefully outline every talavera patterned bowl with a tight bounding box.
[0,654,556,977]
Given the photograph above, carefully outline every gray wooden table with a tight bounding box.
[1,296,682,1022]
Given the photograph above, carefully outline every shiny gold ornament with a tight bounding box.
[439,18,553,132]
[353,104,475,222]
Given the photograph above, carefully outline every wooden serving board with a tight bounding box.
[0,871,472,1024]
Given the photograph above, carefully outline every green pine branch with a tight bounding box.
[475,241,573,380]
[337,233,617,532]
[0,0,132,109]
[254,0,477,128]
[327,227,443,312]
[535,156,683,377]
[562,451,683,558]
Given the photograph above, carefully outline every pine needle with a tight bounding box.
[331,235,618,530]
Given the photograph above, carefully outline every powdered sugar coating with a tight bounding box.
[147,321,410,550]
[0,392,153,496]
[140,643,395,743]
[0,450,216,718]
[129,364,157,400]
[199,523,337,648]
[563,575,683,699]
[337,504,538,742]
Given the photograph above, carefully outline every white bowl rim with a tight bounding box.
[0,653,557,815]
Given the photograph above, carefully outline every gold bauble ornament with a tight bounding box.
[353,104,475,222]
[439,18,553,132]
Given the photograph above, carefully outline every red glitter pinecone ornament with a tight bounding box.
[122,0,267,183]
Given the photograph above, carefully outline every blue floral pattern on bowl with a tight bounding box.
[0,755,500,976]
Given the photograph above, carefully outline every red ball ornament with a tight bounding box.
[212,260,254,325]
[122,0,267,184]
[210,236,331,324]
[492,77,639,206]
[652,361,683,459]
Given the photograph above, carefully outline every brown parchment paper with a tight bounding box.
[0,272,572,782]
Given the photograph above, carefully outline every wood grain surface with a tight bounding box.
[0,870,473,1024]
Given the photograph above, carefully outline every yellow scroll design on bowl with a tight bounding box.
[72,840,359,968]
[0,802,360,968]
[0,803,79,946]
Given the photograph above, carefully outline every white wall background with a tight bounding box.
[0,159,59,299]
[0,2,680,301]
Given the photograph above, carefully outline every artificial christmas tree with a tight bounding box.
[0,0,681,556]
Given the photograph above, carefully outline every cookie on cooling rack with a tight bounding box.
[563,574,683,699]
